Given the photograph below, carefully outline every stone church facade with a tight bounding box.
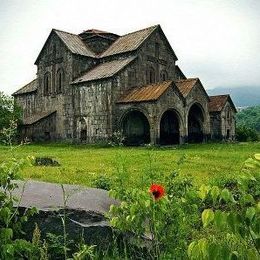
[13,25,236,145]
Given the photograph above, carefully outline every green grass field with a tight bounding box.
[0,142,259,188]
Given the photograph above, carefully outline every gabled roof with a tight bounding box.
[12,79,37,96]
[174,78,198,97]
[54,29,96,57]
[22,111,56,125]
[209,95,237,113]
[35,29,96,64]
[100,25,158,58]
[117,81,177,103]
[72,56,136,84]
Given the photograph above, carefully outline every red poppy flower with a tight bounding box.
[149,184,165,200]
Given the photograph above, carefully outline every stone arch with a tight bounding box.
[159,108,183,145]
[120,109,150,145]
[187,102,205,143]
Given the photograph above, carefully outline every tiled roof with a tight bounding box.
[72,56,136,84]
[174,78,198,97]
[23,111,56,125]
[209,95,230,112]
[100,25,158,57]
[12,79,37,96]
[117,81,173,103]
[54,29,96,57]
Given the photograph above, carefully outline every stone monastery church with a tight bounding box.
[13,25,237,145]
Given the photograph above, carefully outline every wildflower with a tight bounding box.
[149,184,165,200]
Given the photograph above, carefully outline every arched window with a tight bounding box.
[56,69,64,93]
[53,43,56,58]
[44,72,51,96]
[160,70,168,81]
[146,66,155,84]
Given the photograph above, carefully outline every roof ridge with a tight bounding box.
[53,28,79,37]
[120,24,159,37]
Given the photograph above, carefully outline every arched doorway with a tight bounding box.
[160,110,180,145]
[122,110,150,145]
[188,103,204,143]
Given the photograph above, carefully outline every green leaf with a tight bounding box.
[187,241,196,258]
[202,209,214,228]
[197,238,208,258]
[246,207,256,222]
[198,184,210,200]
[214,210,227,230]
[211,186,220,203]
[254,154,260,161]
[220,188,231,202]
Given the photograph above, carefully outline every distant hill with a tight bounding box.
[207,86,260,107]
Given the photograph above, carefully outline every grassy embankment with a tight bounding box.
[0,142,259,188]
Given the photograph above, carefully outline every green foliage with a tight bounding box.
[0,92,21,143]
[236,125,259,142]
[0,157,41,259]
[237,105,260,132]
[108,161,200,259]
[92,175,112,190]
[188,154,260,259]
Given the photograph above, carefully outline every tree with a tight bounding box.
[0,92,21,142]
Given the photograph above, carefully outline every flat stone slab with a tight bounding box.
[13,180,117,213]
[11,180,119,247]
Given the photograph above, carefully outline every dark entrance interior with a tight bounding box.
[188,104,204,143]
[160,110,180,145]
[122,111,150,145]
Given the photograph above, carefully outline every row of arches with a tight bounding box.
[121,103,205,145]
[44,69,64,96]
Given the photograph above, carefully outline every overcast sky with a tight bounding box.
[0,0,260,95]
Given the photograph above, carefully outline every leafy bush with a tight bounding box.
[188,154,260,259]
[236,125,259,142]
[0,157,40,259]
[236,106,260,132]
[0,92,21,143]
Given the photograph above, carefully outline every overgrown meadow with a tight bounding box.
[0,142,259,188]
[0,142,259,259]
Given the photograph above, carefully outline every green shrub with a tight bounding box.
[236,125,259,142]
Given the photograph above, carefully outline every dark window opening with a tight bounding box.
[81,129,87,141]
[227,129,230,139]
[44,73,50,96]
[57,69,64,93]
[44,132,50,141]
